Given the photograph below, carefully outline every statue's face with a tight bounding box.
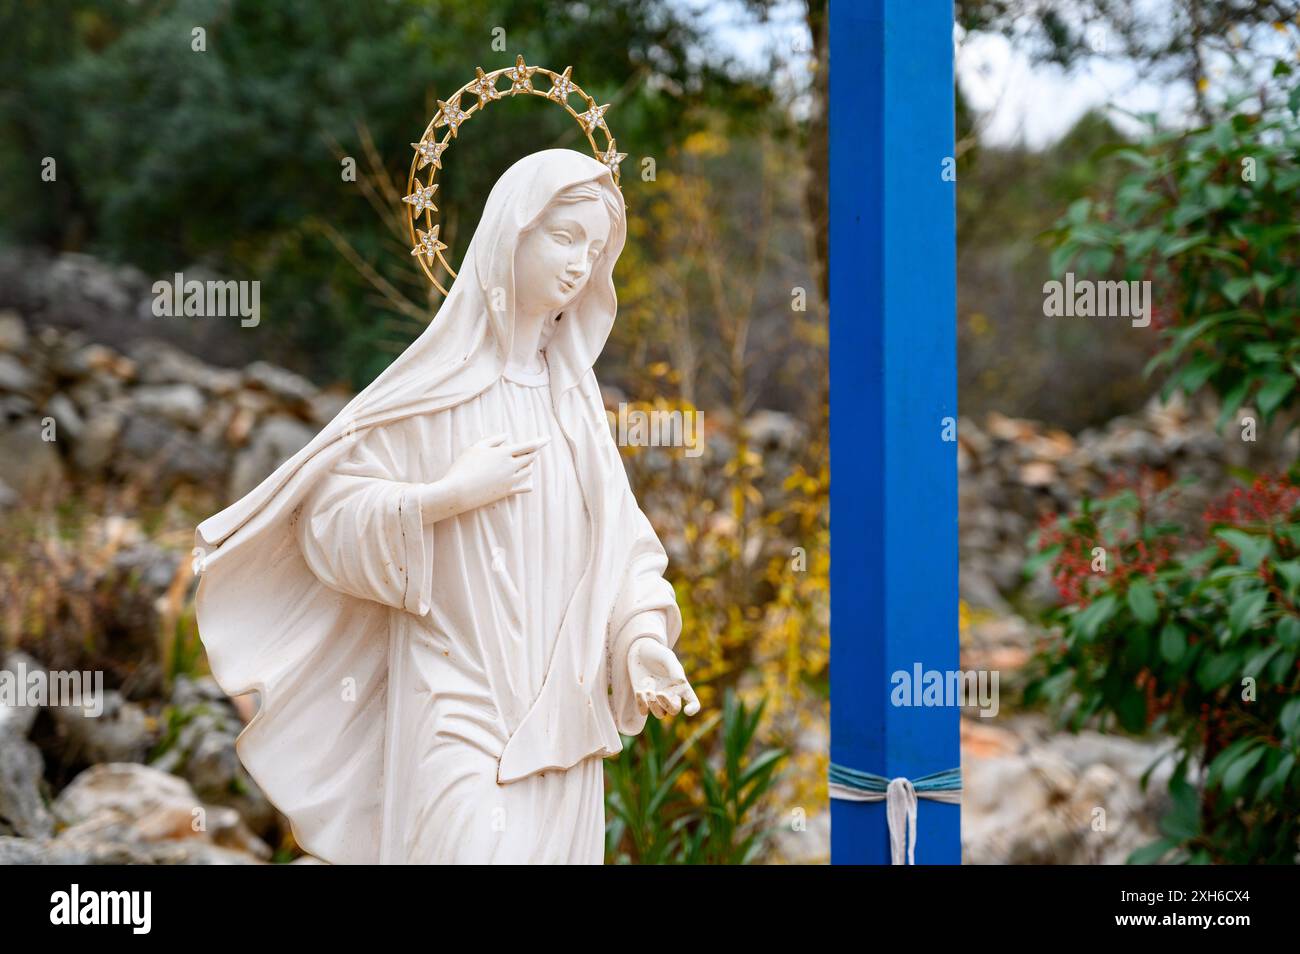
[514,197,610,316]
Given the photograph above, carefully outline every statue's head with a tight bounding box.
[461,149,626,377]
[514,178,620,319]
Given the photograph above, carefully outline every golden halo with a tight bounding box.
[405,55,628,296]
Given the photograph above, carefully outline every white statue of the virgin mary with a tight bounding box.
[193,148,698,865]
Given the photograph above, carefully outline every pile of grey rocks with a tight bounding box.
[1,655,283,864]
[0,307,349,507]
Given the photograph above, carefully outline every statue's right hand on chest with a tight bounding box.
[415,432,550,523]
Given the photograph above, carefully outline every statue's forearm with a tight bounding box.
[413,477,473,525]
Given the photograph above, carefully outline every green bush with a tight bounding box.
[1047,61,1300,429]
[1026,473,1300,863]
[603,689,786,864]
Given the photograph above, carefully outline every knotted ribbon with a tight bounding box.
[828,764,962,864]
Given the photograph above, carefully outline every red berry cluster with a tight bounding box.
[1036,513,1174,607]
[1202,474,1300,528]
[1034,470,1179,608]
[1037,524,1097,605]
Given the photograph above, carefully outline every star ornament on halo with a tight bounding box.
[505,54,537,95]
[411,225,447,263]
[435,98,469,137]
[402,60,632,294]
[578,102,610,134]
[600,141,627,177]
[410,138,448,171]
[466,67,502,107]
[402,180,439,215]
[547,66,575,103]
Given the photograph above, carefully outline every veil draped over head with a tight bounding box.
[197,148,625,547]
[193,149,679,863]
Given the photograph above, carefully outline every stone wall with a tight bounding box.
[0,308,350,508]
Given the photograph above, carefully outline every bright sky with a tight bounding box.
[954,28,1196,148]
[688,0,814,106]
[699,0,1295,150]
[956,14,1294,148]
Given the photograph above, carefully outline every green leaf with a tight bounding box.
[1268,649,1295,684]
[1243,342,1283,364]
[1258,752,1296,801]
[1278,167,1300,191]
[1073,593,1118,641]
[1216,376,1255,429]
[1023,543,1062,579]
[1253,271,1283,297]
[1158,622,1186,664]
[1275,563,1300,597]
[1205,566,1255,585]
[1126,625,1151,668]
[1243,644,1281,680]
[1079,246,1114,276]
[1127,837,1178,865]
[1123,227,1162,259]
[1228,588,1268,638]
[1220,744,1266,800]
[1215,528,1271,568]
[1256,373,1296,418]
[1206,737,1258,789]
[1172,202,1209,228]
[1180,545,1219,571]
[1102,145,1156,170]
[1210,121,1235,154]
[1191,244,1248,270]
[1126,579,1159,625]
[1048,242,1076,279]
[1222,275,1254,305]
[1158,773,1200,841]
[1278,616,1300,649]
[1171,353,1222,398]
[1281,697,1300,738]
[1065,197,1093,227]
[1117,684,1148,734]
[1196,650,1241,690]
[1204,183,1236,210]
[1160,233,1209,256]
[1155,311,1241,369]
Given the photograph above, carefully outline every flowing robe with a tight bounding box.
[293,361,666,863]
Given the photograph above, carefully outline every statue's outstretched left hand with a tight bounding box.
[628,638,700,719]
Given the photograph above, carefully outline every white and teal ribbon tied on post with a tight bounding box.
[828,765,962,864]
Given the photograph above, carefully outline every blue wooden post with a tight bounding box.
[829,1,960,863]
